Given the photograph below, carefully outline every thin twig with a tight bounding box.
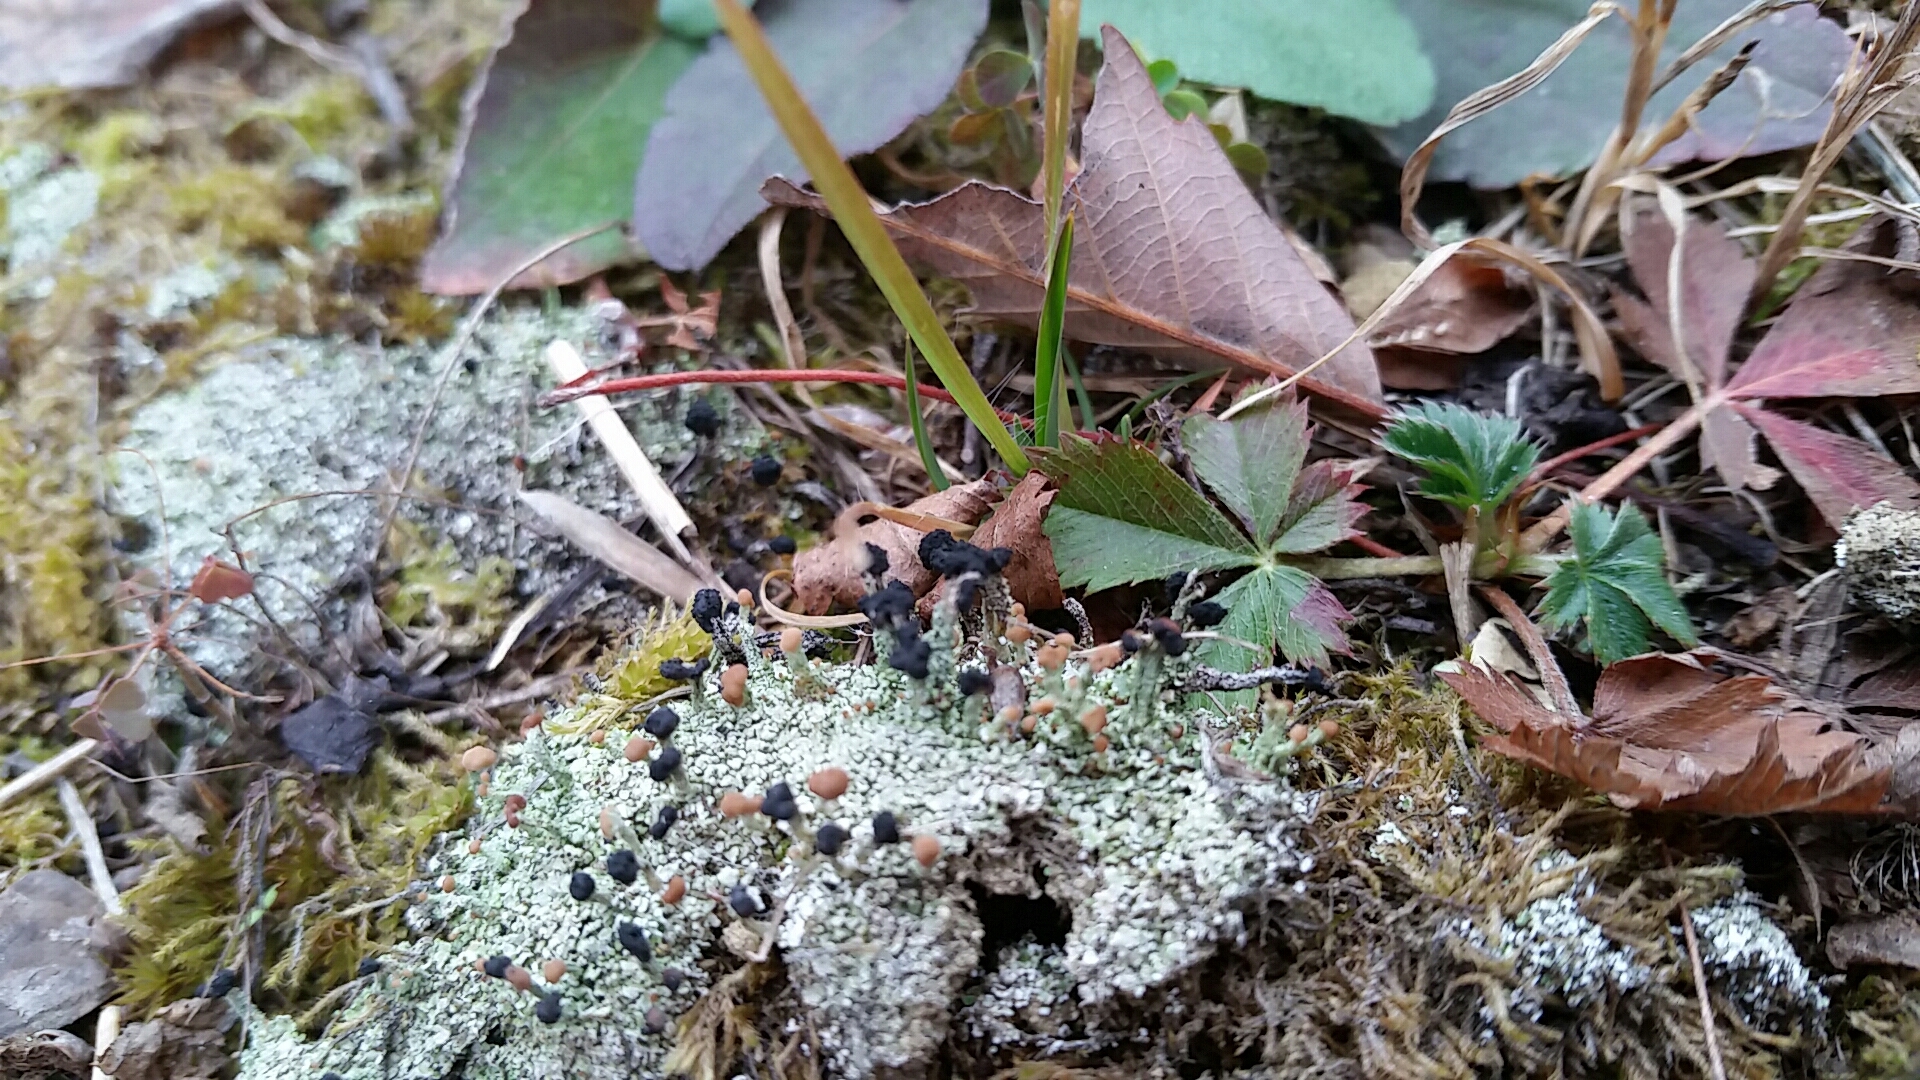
[56,778,122,916]
[0,739,101,811]
[1679,900,1730,1080]
[419,669,584,725]
[542,366,1035,426]
[1476,584,1580,718]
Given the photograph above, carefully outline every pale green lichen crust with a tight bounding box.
[1839,501,1920,625]
[237,614,1314,1080]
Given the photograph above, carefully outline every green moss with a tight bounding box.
[0,788,64,868]
[603,608,713,704]
[167,165,306,249]
[381,518,515,648]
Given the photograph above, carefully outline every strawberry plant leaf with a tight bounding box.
[1035,435,1258,593]
[1382,401,1539,515]
[1539,500,1697,664]
[1181,397,1308,549]
[1271,459,1368,555]
[1196,564,1350,711]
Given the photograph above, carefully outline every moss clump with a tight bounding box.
[601,608,714,706]
[114,752,472,1020]
[380,518,515,650]
[0,787,65,869]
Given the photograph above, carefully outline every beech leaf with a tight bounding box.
[1539,500,1696,664]
[1035,435,1258,594]
[966,472,1065,611]
[764,25,1383,410]
[421,1,697,293]
[1441,652,1890,814]
[633,0,987,272]
[790,480,998,614]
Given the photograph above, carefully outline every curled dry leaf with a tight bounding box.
[189,556,254,603]
[765,25,1383,415]
[956,471,1062,610]
[790,479,995,613]
[1441,651,1892,815]
[1344,231,1533,383]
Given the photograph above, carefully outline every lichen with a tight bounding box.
[234,596,1314,1080]
[1839,501,1920,625]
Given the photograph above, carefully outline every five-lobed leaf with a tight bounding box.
[1538,500,1697,664]
[1036,435,1259,593]
[1182,396,1308,548]
[1382,400,1539,515]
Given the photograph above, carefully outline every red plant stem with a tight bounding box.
[1350,533,1407,559]
[539,368,1033,427]
[1518,404,1707,555]
[1526,422,1665,488]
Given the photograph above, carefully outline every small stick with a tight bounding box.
[92,1004,121,1080]
[1680,901,1729,1080]
[57,778,122,916]
[0,739,100,812]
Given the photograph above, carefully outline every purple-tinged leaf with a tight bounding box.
[1736,405,1920,531]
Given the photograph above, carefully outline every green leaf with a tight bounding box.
[708,0,1028,474]
[1035,435,1258,592]
[638,0,989,272]
[971,49,1035,109]
[1382,0,1853,188]
[660,0,755,41]
[1032,214,1074,448]
[1270,460,1365,555]
[1196,564,1351,709]
[1182,397,1307,549]
[1382,401,1540,515]
[1161,88,1208,121]
[1081,0,1434,125]
[901,340,949,490]
[1538,500,1698,665]
[1146,58,1181,97]
[420,4,699,293]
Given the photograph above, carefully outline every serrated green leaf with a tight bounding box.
[1538,500,1697,664]
[1182,398,1307,548]
[1195,564,1351,709]
[1035,435,1258,592]
[1082,0,1434,125]
[1382,401,1540,515]
[1271,460,1366,554]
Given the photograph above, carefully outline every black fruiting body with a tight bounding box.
[684,398,720,437]
[919,529,1011,578]
[356,958,382,977]
[659,657,710,682]
[617,921,653,963]
[761,781,797,821]
[644,706,681,738]
[956,668,989,695]
[728,884,761,916]
[888,627,931,680]
[769,535,796,555]
[536,992,562,1024]
[871,811,900,845]
[691,589,725,632]
[203,968,237,998]
[649,745,683,782]
[607,850,640,886]
[857,580,915,629]
[663,968,686,992]
[483,955,512,979]
[815,822,848,856]
[1120,629,1144,654]
[1150,618,1187,656]
[650,804,680,840]
[862,542,889,579]
[644,1005,670,1034]
[750,454,782,487]
[569,871,595,901]
[1162,571,1190,609]
[1187,600,1227,628]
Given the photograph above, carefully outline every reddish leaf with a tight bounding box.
[1736,405,1920,529]
[790,480,996,614]
[189,556,253,603]
[765,26,1382,411]
[1442,652,1892,814]
[1363,254,1532,358]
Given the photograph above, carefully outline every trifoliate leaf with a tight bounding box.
[1035,435,1259,593]
[1382,400,1540,515]
[1538,500,1697,664]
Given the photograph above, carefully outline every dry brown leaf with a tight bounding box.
[790,479,996,614]
[1442,651,1892,814]
[962,471,1061,610]
[1828,912,1920,970]
[0,0,236,90]
[764,25,1383,414]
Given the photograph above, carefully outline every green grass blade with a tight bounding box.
[1061,345,1096,433]
[712,0,1030,474]
[901,340,950,490]
[1040,0,1080,241]
[1032,214,1074,448]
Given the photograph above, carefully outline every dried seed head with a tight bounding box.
[659,657,710,682]
[569,871,594,902]
[728,884,761,916]
[1020,714,1038,734]
[735,587,754,607]
[718,791,760,817]
[663,875,687,905]
[1079,705,1108,736]
[483,955,511,979]
[535,991,561,1024]
[1187,600,1226,628]
[769,535,797,556]
[720,663,749,706]
[956,667,990,695]
[518,711,544,736]
[617,922,653,963]
[624,735,655,762]
[779,626,805,654]
[663,968,686,992]
[650,804,679,839]
[439,875,456,893]
[1288,724,1310,745]
[815,823,848,856]
[648,745,683,782]
[542,959,566,984]
[1091,733,1110,753]
[750,454,782,486]
[645,706,680,738]
[644,1005,670,1035]
[685,398,720,437]
[912,834,941,868]
[588,730,606,746]
[1007,622,1032,645]
[505,965,533,992]
[807,767,850,801]
[760,781,798,821]
[460,746,497,773]
[467,837,482,855]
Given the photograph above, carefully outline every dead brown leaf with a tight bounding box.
[1828,911,1920,970]
[764,25,1383,415]
[962,471,1061,610]
[790,479,996,614]
[0,0,236,90]
[1441,651,1892,814]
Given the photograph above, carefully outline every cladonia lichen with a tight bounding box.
[1839,501,1920,625]
[237,578,1317,1080]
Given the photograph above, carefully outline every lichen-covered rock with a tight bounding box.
[1688,894,1826,1031]
[1840,501,1920,624]
[236,601,1314,1080]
